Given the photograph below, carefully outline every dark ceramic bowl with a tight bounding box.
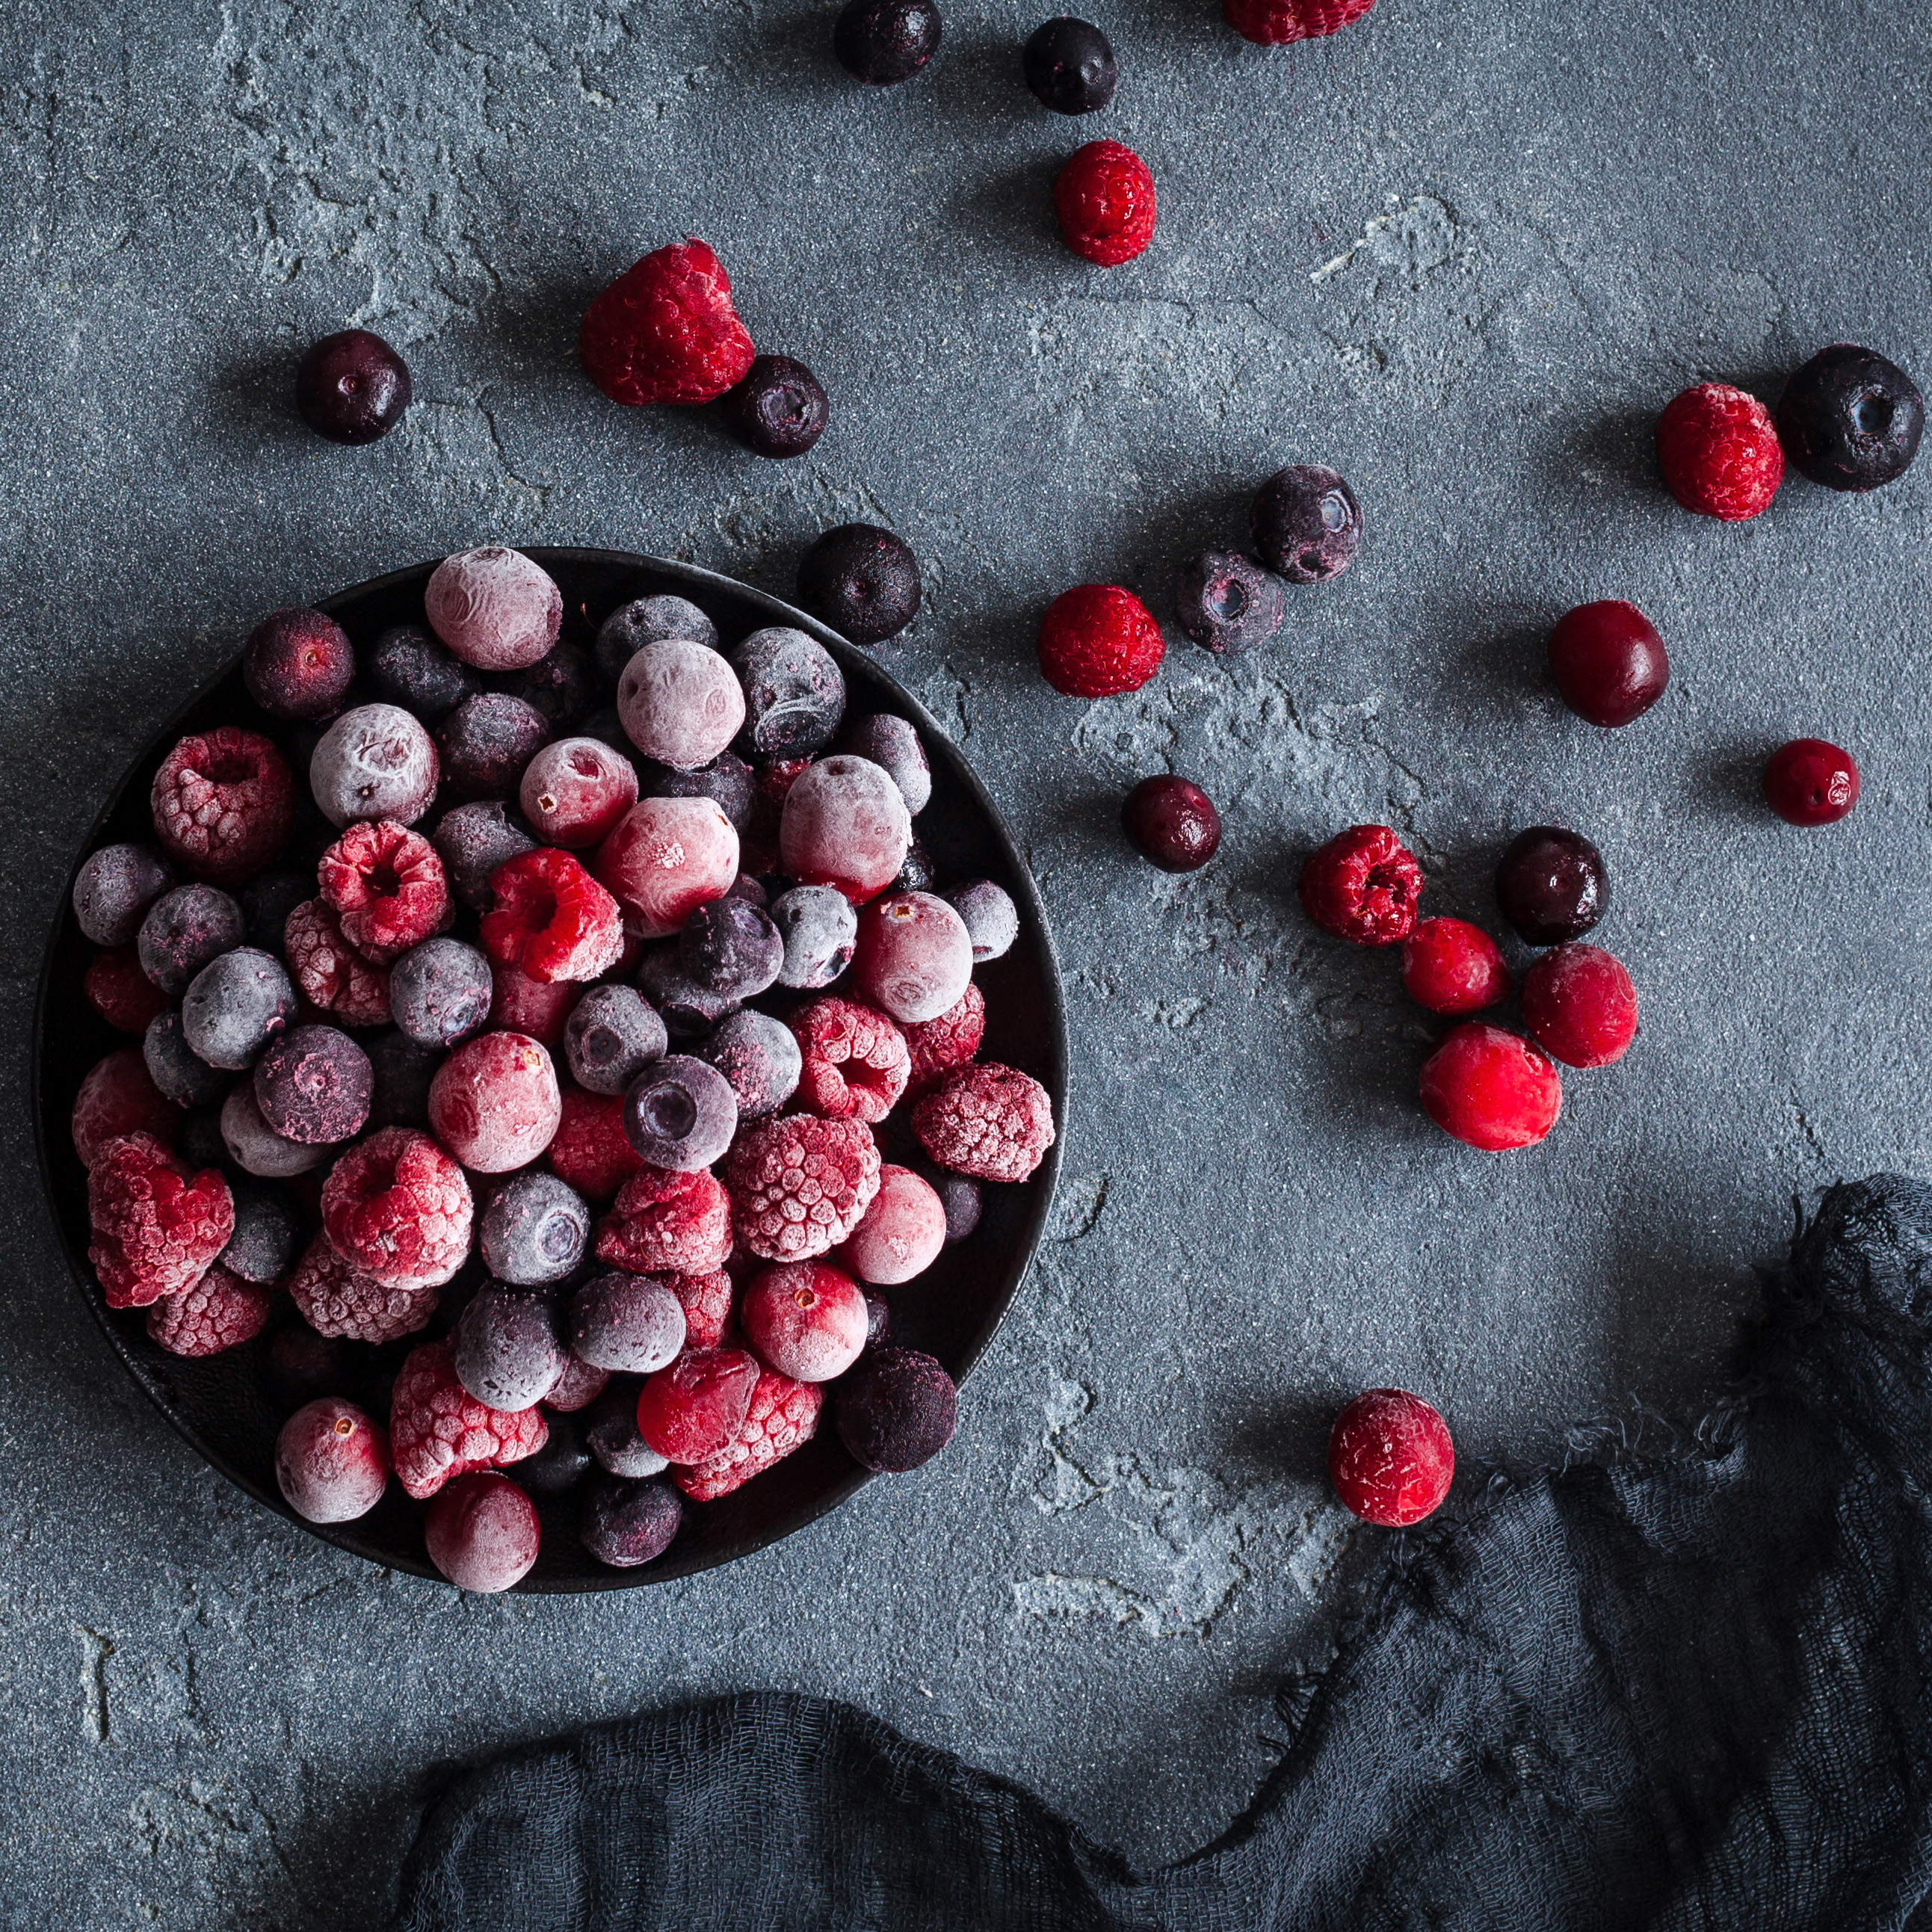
[34,549,1067,1592]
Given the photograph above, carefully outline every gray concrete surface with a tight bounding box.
[2,0,1930,1920]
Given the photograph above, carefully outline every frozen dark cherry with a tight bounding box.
[637,943,741,1039]
[1173,550,1285,656]
[425,546,564,673]
[1036,583,1164,697]
[795,525,922,646]
[275,1398,392,1522]
[835,1348,957,1472]
[1419,1024,1562,1152]
[1328,1389,1452,1527]
[516,641,599,732]
[1546,600,1669,727]
[1655,382,1783,520]
[296,328,412,444]
[1121,776,1221,872]
[1764,738,1859,826]
[428,1031,562,1173]
[1053,140,1155,266]
[617,639,745,771]
[623,1054,739,1171]
[649,750,758,834]
[834,0,942,83]
[1401,917,1510,1016]
[851,892,972,1022]
[723,355,829,458]
[1022,16,1117,113]
[424,1472,540,1592]
[579,1475,682,1569]
[368,623,479,723]
[1495,826,1608,945]
[438,694,552,801]
[1520,943,1638,1070]
[584,1387,671,1478]
[779,756,912,902]
[1252,465,1362,583]
[1777,344,1925,492]
[243,608,356,720]
[1299,825,1422,945]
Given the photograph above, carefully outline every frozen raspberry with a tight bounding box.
[73,843,175,947]
[318,820,453,965]
[1419,1023,1563,1152]
[1765,738,1859,826]
[789,997,910,1124]
[565,984,667,1095]
[309,705,441,829]
[489,960,578,1045]
[276,1397,392,1522]
[255,1025,372,1143]
[742,1262,868,1382]
[283,900,392,1026]
[425,1472,541,1590]
[321,1126,474,1288]
[617,639,747,771]
[1253,465,1363,584]
[428,1032,563,1173]
[1495,826,1608,945]
[724,1114,882,1262]
[243,608,356,720]
[433,800,540,912]
[1777,343,1925,492]
[674,1367,822,1500]
[579,238,756,407]
[851,892,972,1024]
[72,1048,178,1168]
[543,1352,612,1414]
[481,1170,590,1285]
[438,694,552,801]
[841,1164,946,1286]
[481,848,624,984]
[596,1164,733,1274]
[1053,140,1156,267]
[452,1283,566,1411]
[1299,825,1422,945]
[150,727,295,883]
[771,883,859,988]
[85,948,171,1034]
[723,354,829,458]
[1522,944,1638,1070]
[596,797,740,939]
[1401,918,1510,1016]
[635,1346,762,1463]
[220,1082,334,1179]
[87,1130,234,1309]
[1036,584,1164,697]
[1546,601,1670,728]
[370,622,478,723]
[145,1264,271,1358]
[1122,776,1222,873]
[1329,1388,1453,1528]
[911,1063,1055,1184]
[297,327,412,444]
[568,1269,688,1374]
[835,1348,956,1472]
[389,937,494,1048]
[1173,549,1283,656]
[549,1084,646,1202]
[519,738,639,849]
[834,0,942,82]
[425,546,564,672]
[795,525,922,646]
[779,756,912,903]
[1655,381,1783,520]
[693,1009,800,1120]
[288,1232,438,1342]
[623,1055,739,1170]
[1224,0,1374,43]
[580,1475,682,1568]
[666,1267,732,1350]
[138,883,245,996]
[390,1339,548,1501]
[901,983,985,1098]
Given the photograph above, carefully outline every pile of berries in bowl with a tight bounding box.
[40,548,1064,1592]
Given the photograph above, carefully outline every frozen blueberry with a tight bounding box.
[367,623,479,723]
[835,0,942,83]
[580,1475,682,1568]
[584,1384,671,1478]
[181,946,297,1070]
[436,694,552,800]
[943,879,1018,963]
[389,937,494,1048]
[220,1081,333,1177]
[143,1010,230,1108]
[238,869,312,954]
[221,1178,301,1284]
[569,1270,688,1374]
[771,883,858,988]
[649,749,758,833]
[452,1283,564,1412]
[179,1105,228,1170]
[73,843,175,947]
[726,873,769,909]
[893,839,938,893]
[432,801,540,912]
[795,525,921,645]
[693,1009,802,1119]
[636,945,742,1039]
[564,984,668,1094]
[594,594,720,687]
[836,1348,957,1471]
[365,1028,442,1129]
[1022,16,1117,112]
[623,1054,738,1170]
[922,1162,982,1242]
[242,608,356,720]
[839,713,930,815]
[481,1171,591,1286]
[516,641,599,730]
[1174,550,1286,655]
[679,895,784,999]
[730,627,846,764]
[1252,466,1362,584]
[863,1292,890,1349]
[138,885,244,996]
[1776,344,1925,492]
[296,328,411,444]
[518,1410,594,1497]
[723,355,830,459]
[253,1024,374,1144]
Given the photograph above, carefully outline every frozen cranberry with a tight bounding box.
[310,704,439,828]
[568,1269,688,1374]
[623,1054,738,1171]
[596,797,740,939]
[842,1164,945,1285]
[635,1346,761,1461]
[835,1348,957,1472]
[1299,825,1422,945]
[780,756,912,902]
[297,328,411,443]
[617,639,746,771]
[795,525,922,646]
[1053,139,1156,267]
[424,1472,540,1591]
[451,1283,565,1411]
[742,1262,868,1382]
[150,728,295,883]
[433,800,539,912]
[851,891,972,1022]
[1764,738,1859,825]
[425,546,564,672]
[519,738,639,848]
[429,1031,562,1173]
[73,843,175,947]
[481,848,625,984]
[565,984,668,1094]
[1419,1023,1562,1151]
[1401,917,1510,1016]
[1546,601,1669,727]
[579,1475,682,1568]
[1252,465,1362,584]
[72,1046,178,1168]
[723,354,830,458]
[1521,942,1638,1070]
[1121,775,1221,872]
[731,628,846,763]
[438,694,552,802]
[1495,827,1607,945]
[1329,1389,1453,1528]
[318,819,453,964]
[243,608,356,720]
[276,1398,391,1522]
[255,1024,372,1143]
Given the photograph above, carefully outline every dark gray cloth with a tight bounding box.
[392,1176,1932,1931]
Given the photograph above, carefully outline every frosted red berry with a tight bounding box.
[635,1345,762,1462]
[243,608,357,720]
[724,1114,882,1263]
[1401,917,1510,1016]
[910,1062,1055,1184]
[1329,1388,1453,1528]
[1520,943,1638,1070]
[1052,140,1156,267]
[519,738,640,849]
[85,948,172,1034]
[1223,0,1374,43]
[666,1268,733,1351]
[150,726,295,883]
[742,1261,869,1382]
[543,1353,612,1414]
[318,820,453,966]
[284,899,392,1026]
[1299,825,1422,945]
[548,1084,646,1203]
[596,797,741,939]
[790,996,911,1125]
[146,1264,273,1358]
[851,891,973,1023]
[72,1047,179,1168]
[1764,738,1859,825]
[841,1164,946,1286]
[1036,584,1164,698]
[489,960,578,1045]
[616,639,747,773]
[286,1231,439,1343]
[1419,1023,1562,1152]
[901,982,985,1098]
[595,1164,734,1275]
[276,1397,392,1522]
[390,1339,548,1501]
[1655,382,1783,520]
[424,1472,541,1591]
[673,1365,823,1501]
[87,1129,235,1309]
[579,238,756,408]
[1546,601,1670,727]
[1121,776,1221,871]
[428,1031,563,1173]
[481,848,624,984]
[777,756,913,904]
[321,1126,473,1288]
[425,548,564,673]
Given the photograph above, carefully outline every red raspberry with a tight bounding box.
[1401,917,1510,1016]
[144,1265,272,1357]
[547,1084,645,1203]
[1329,1388,1453,1528]
[789,996,910,1125]
[321,1126,474,1288]
[1419,1022,1562,1151]
[318,819,453,964]
[428,1032,563,1173]
[673,1368,822,1502]
[87,1130,234,1309]
[149,726,296,883]
[578,238,756,407]
[489,960,578,1044]
[902,982,985,1097]
[1520,943,1638,1070]
[724,1114,881,1262]
[285,899,392,1026]
[596,1164,733,1274]
[1223,0,1374,44]
[1052,140,1156,267]
[666,1268,733,1351]
[635,1346,762,1462]
[84,948,171,1034]
[910,1062,1055,1184]
[1036,584,1164,697]
[389,1339,548,1501]
[1298,824,1422,945]
[481,848,625,984]
[72,1046,178,1168]
[286,1232,439,1343]
[1655,381,1784,520]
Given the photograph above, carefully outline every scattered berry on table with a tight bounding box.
[138,883,245,995]
[852,891,972,1022]
[580,1475,682,1568]
[585,1385,673,1476]
[481,1170,591,1286]
[151,726,295,883]
[943,880,1018,963]
[243,608,356,720]
[275,1398,392,1523]
[838,713,930,815]
[580,239,756,407]
[842,1164,946,1285]
[309,704,439,828]
[1036,583,1164,697]
[221,1081,333,1178]
[568,1269,688,1374]
[1328,1388,1452,1526]
[1298,825,1422,945]
[834,0,942,83]
[635,944,741,1038]
[452,1283,566,1411]
[549,1084,646,1203]
[596,1163,734,1274]
[617,638,745,771]
[74,843,176,948]
[1655,382,1783,520]
[428,1031,562,1173]
[541,1354,611,1416]
[322,1126,473,1288]
[255,1024,374,1144]
[1494,826,1608,945]
[693,1009,802,1119]
[146,1264,272,1358]
[519,737,639,849]
[1022,16,1117,112]
[780,756,913,901]
[1776,343,1925,492]
[1121,775,1222,873]
[742,1262,870,1382]
[143,1010,231,1108]
[649,750,759,833]
[432,800,539,912]
[389,936,494,1049]
[596,795,741,939]
[181,945,296,1069]
[284,899,392,1026]
[319,820,453,964]
[795,525,922,646]
[1053,140,1156,266]
[731,627,846,764]
[1521,943,1638,1070]
[87,1129,234,1309]
[636,1346,762,1462]
[1173,549,1284,658]
[220,1176,300,1283]
[921,1163,983,1243]
[911,1062,1055,1183]
[1224,0,1374,45]
[482,848,624,984]
[835,1348,957,1472]
[390,1339,548,1501]
[593,593,720,685]
[902,982,984,1098]
[424,1472,541,1592]
[368,623,479,723]
[1546,600,1670,727]
[437,693,552,802]
[771,883,859,987]
[722,354,829,458]
[565,984,667,1094]
[295,328,412,444]
[1419,1022,1563,1151]
[680,895,785,999]
[1252,465,1362,583]
[85,948,172,1034]
[72,1048,179,1167]
[1764,737,1859,826]
[425,546,564,672]
[791,996,911,1123]
[623,1053,739,1171]
[673,1366,823,1500]
[724,1113,882,1262]
[1401,917,1510,1016]
[516,641,599,732]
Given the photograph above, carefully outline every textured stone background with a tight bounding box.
[3,0,1930,1921]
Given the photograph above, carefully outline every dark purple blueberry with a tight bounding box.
[389,936,493,1048]
[220,1081,331,1177]
[431,801,540,912]
[365,1029,442,1129]
[367,623,479,723]
[839,712,930,813]
[220,1179,300,1284]
[649,749,757,833]
[579,1475,682,1568]
[143,1010,231,1108]
[771,883,858,989]
[726,872,769,908]
[451,1284,564,1412]
[692,1009,802,1120]
[836,1348,957,1471]
[519,1410,594,1496]
[1776,344,1925,492]
[892,839,938,893]
[72,844,175,948]
[181,946,297,1070]
[436,693,552,800]
[269,1326,351,1410]
[481,1171,590,1286]
[795,525,921,645]
[138,884,244,996]
[568,1270,688,1374]
[584,1384,670,1478]
[1122,775,1222,872]
[515,641,599,730]
[593,595,718,687]
[943,879,1018,963]
[679,895,785,999]
[238,870,312,953]
[1022,16,1116,112]
[1495,826,1608,945]
[295,329,412,445]
[929,1167,982,1243]
[564,984,667,1094]
[723,355,830,459]
[1251,466,1362,584]
[729,626,846,764]
[242,608,356,720]
[622,1054,738,1170]
[863,1292,891,1349]
[636,945,742,1039]
[1174,550,1286,655]
[179,1105,228,1170]
[835,0,941,81]
[253,1024,374,1144]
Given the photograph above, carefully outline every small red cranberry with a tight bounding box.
[1401,917,1510,1016]
[1419,1022,1561,1151]
[1546,600,1669,727]
[1328,1389,1454,1528]
[1121,776,1220,872]
[1520,943,1637,1069]
[1763,738,1859,825]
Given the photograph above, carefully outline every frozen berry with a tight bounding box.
[791,997,910,1123]
[429,1032,561,1173]
[580,1475,682,1567]
[1521,943,1638,1070]
[138,883,244,996]
[368,622,479,723]
[743,1261,868,1381]
[1299,825,1422,945]
[1764,738,1859,826]
[437,694,552,803]
[1224,0,1374,43]
[284,899,392,1026]
[779,756,912,901]
[481,1170,590,1286]
[79,951,158,1045]
[548,1085,645,1203]
[902,983,984,1098]
[851,892,972,1024]
[771,883,859,987]
[433,800,539,912]
[795,525,922,646]
[723,354,829,458]
[636,945,739,1038]
[596,797,740,939]
[143,1010,229,1108]
[1330,1387,1451,1526]
[1054,139,1155,266]
[1777,344,1925,492]
[323,1126,472,1287]
[564,984,667,1095]
[1655,382,1783,520]
[452,1284,564,1411]
[1495,827,1607,945]
[730,628,846,764]
[318,821,451,966]
[391,1340,547,1500]
[616,639,746,772]
[1401,917,1510,1016]
[268,1327,351,1408]
[636,1346,762,1461]
[72,1048,177,1167]
[287,1232,434,1343]
[542,1354,611,1416]
[73,843,174,946]
[1252,466,1362,583]
[388,937,493,1049]
[674,1365,823,1499]
[1122,776,1221,872]
[221,1082,333,1177]
[569,1269,688,1374]
[649,750,758,834]
[725,1113,881,1262]
[1036,583,1163,697]
[87,1130,234,1309]
[425,547,564,672]
[296,327,411,443]
[243,608,356,720]
[220,1177,300,1283]
[911,1062,1055,1183]
[584,1387,672,1477]
[309,705,439,828]
[680,895,784,999]
[836,1348,956,1472]
[694,1009,801,1119]
[516,641,599,732]
[255,1024,373,1143]
[580,238,756,407]
[1023,16,1117,112]
[834,0,942,82]
[276,1398,392,1522]
[518,738,639,849]
[593,593,720,685]
[1420,1023,1562,1152]
[923,1163,982,1242]
[842,1164,945,1285]
[146,1265,271,1357]
[239,869,310,953]
[425,1472,540,1591]
[1173,549,1285,656]
[623,1055,738,1171]
[892,840,938,894]
[482,848,624,984]
[838,714,930,815]
[151,726,296,881]
[181,946,296,1069]
[597,1164,732,1274]
[1547,601,1670,727]
[944,880,1018,963]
